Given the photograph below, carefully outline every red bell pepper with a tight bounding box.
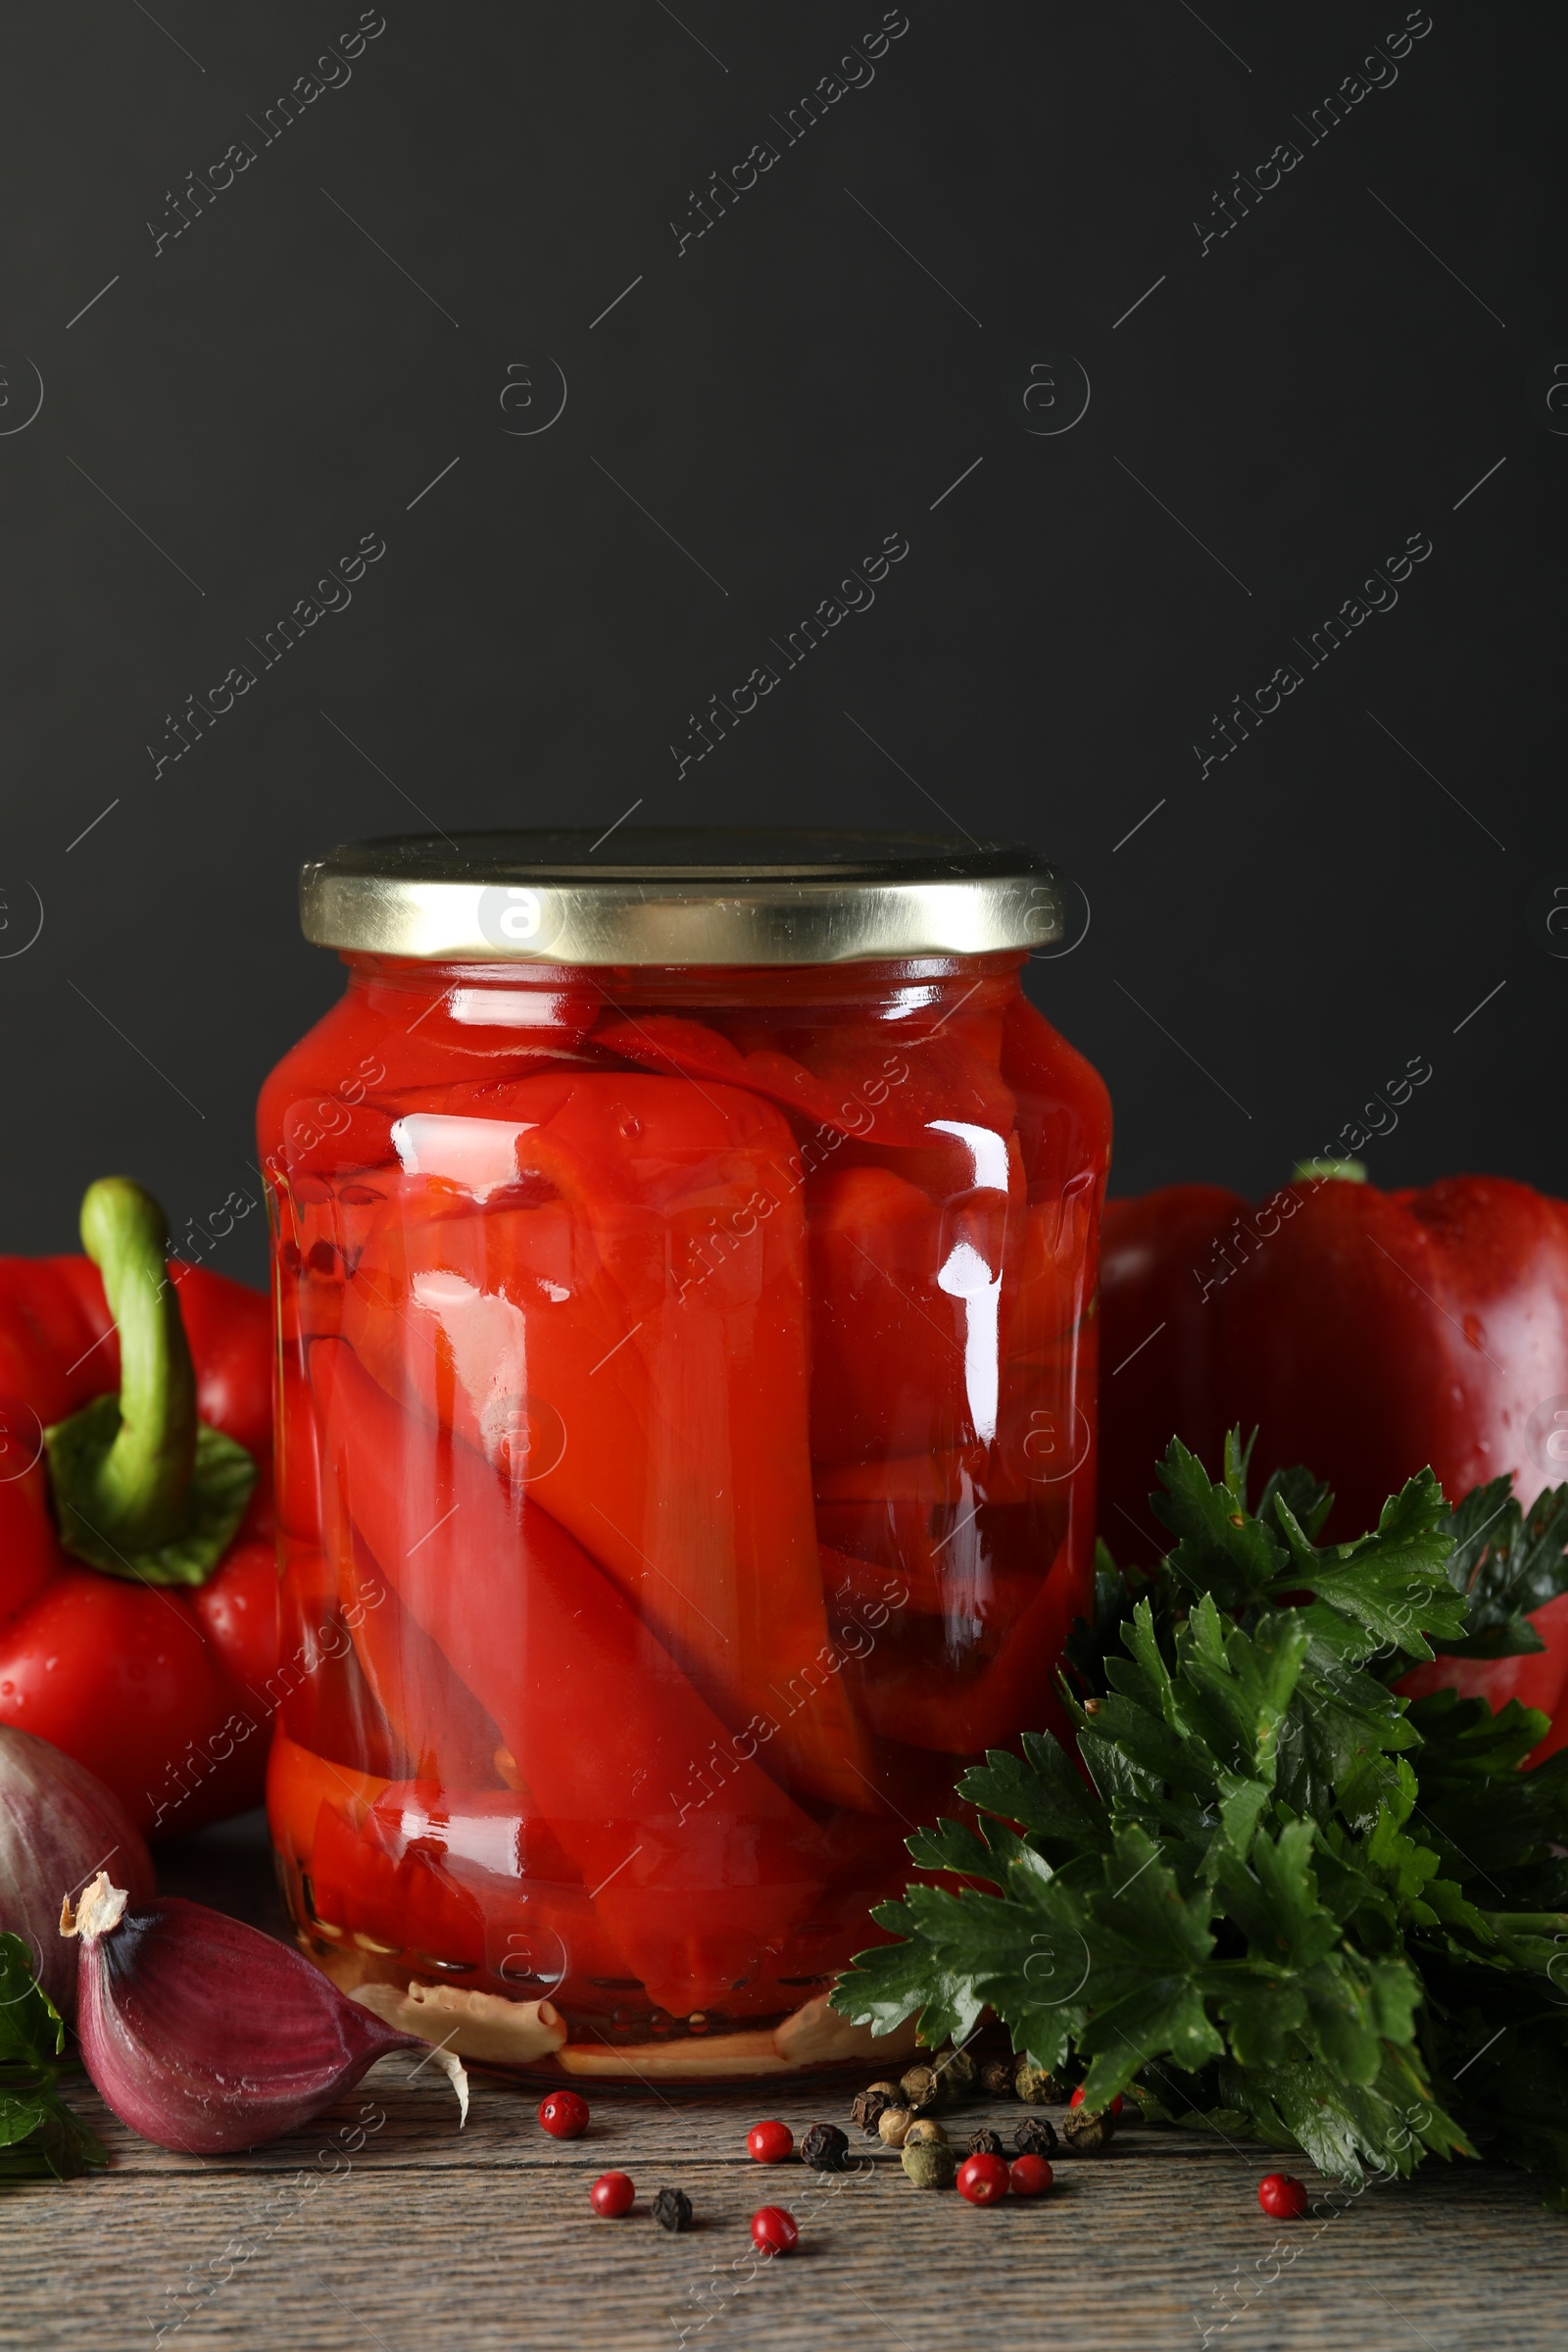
[309,1337,828,2016]
[1098,1168,1568,1737]
[0,1178,278,1835]
[339,1068,880,1813]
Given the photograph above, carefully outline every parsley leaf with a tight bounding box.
[0,1935,107,2183]
[1424,1480,1568,1660]
[832,1434,1568,2201]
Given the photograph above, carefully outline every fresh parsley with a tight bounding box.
[0,1935,107,2182]
[1425,1476,1568,1659]
[830,1434,1568,2202]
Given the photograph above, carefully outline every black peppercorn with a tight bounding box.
[980,2058,1015,2100]
[965,2128,1004,2159]
[1014,2116,1058,2159]
[652,2186,694,2231]
[801,2123,850,2173]
[851,2084,900,2138]
[935,2046,977,2099]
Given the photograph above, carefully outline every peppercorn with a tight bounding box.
[935,2046,977,2099]
[801,2123,850,2173]
[877,2106,915,2149]
[1009,2154,1054,2198]
[902,2139,956,2190]
[652,2186,694,2231]
[1061,2104,1116,2154]
[589,2171,635,2218]
[751,2205,799,2255]
[956,2152,1010,2207]
[965,2128,1004,2159]
[1014,2116,1058,2159]
[980,2058,1016,2100]
[904,2118,949,2149]
[746,2120,794,2165]
[537,2089,590,2138]
[1257,2172,1309,2220]
[900,2064,942,2113]
[851,2083,901,2138]
[1013,2058,1064,2105]
[1068,2086,1124,2117]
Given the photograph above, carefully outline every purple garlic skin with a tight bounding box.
[0,1729,154,2019]
[65,1876,466,2155]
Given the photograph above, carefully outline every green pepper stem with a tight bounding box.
[75,1178,196,1548]
[1291,1158,1368,1186]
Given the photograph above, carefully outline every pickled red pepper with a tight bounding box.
[342,1070,877,1813]
[312,1340,825,2011]
[261,844,1111,2058]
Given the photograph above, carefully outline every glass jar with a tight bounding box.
[258,831,1110,2081]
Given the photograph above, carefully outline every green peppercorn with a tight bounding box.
[1014,2057,1064,2105]
[980,2058,1016,2100]
[878,2106,915,2148]
[899,2064,942,2113]
[904,2117,949,2149]
[965,2128,1004,2159]
[902,2138,956,2190]
[1061,2104,1116,2154]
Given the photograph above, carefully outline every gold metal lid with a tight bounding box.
[299,829,1063,965]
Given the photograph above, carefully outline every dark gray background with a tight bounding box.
[3,1,1561,1292]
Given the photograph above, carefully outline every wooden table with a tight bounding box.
[5,1814,1562,2351]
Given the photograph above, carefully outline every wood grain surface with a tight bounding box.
[3,1814,1561,2352]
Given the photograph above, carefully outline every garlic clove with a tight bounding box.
[59,1875,128,1938]
[544,1988,924,2080]
[772,1991,922,2069]
[352,1981,567,2066]
[63,1871,467,2154]
[0,1729,155,2020]
[557,2030,792,2080]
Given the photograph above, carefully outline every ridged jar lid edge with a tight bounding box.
[299,829,1064,965]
